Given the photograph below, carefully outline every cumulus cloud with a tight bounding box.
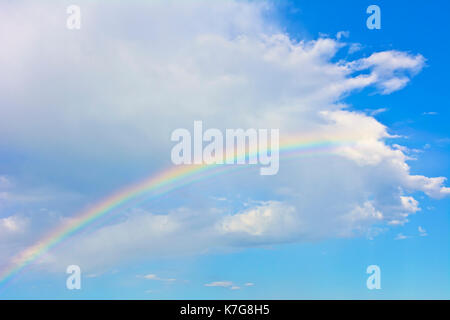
[406,175,450,199]
[336,31,349,40]
[347,50,425,94]
[0,216,29,236]
[0,0,448,273]
[218,201,300,240]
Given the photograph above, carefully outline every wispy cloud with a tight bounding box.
[205,281,234,288]
[418,226,428,237]
[367,108,388,116]
[336,31,349,40]
[141,274,176,282]
[204,281,254,290]
[348,43,363,54]
[0,176,12,189]
[395,233,408,240]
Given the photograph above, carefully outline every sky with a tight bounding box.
[0,0,449,299]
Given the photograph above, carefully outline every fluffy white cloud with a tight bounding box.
[0,0,448,272]
[218,201,299,238]
[347,50,425,94]
[0,216,28,235]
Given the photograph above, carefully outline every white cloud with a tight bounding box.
[338,201,384,237]
[406,175,450,199]
[0,176,12,189]
[336,31,349,40]
[347,50,425,94]
[418,226,428,237]
[0,216,28,234]
[0,215,30,263]
[367,108,388,116]
[400,196,420,213]
[218,201,300,238]
[395,233,408,240]
[205,281,234,288]
[392,144,418,162]
[0,0,448,273]
[348,43,363,54]
[204,281,245,290]
[422,111,438,115]
[142,274,176,282]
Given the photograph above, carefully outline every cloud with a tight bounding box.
[142,274,176,282]
[348,43,363,54]
[422,112,438,115]
[0,216,28,235]
[367,108,388,116]
[347,50,425,94]
[400,196,420,213]
[336,31,349,40]
[0,0,448,273]
[0,215,31,265]
[0,176,12,189]
[205,281,234,288]
[218,201,300,240]
[204,281,246,290]
[418,226,428,237]
[406,175,450,199]
[338,201,384,237]
[392,144,422,156]
[38,209,189,272]
[395,233,408,240]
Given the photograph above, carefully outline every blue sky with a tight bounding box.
[0,0,449,299]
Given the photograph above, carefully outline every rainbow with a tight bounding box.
[0,137,352,287]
